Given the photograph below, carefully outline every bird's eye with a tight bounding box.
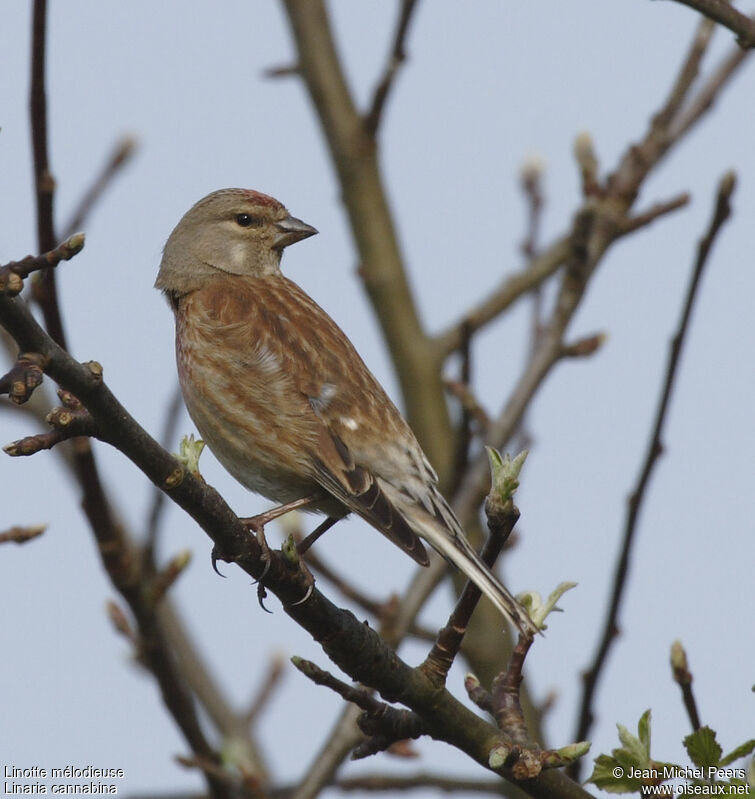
[235,213,262,228]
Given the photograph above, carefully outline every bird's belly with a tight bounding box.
[182,384,315,500]
[176,348,339,517]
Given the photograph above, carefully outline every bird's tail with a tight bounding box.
[384,486,538,636]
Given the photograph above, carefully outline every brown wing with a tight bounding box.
[311,429,429,566]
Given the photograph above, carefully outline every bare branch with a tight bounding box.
[62,136,138,238]
[333,773,506,794]
[444,379,491,432]
[653,17,716,132]
[570,171,736,775]
[364,0,420,135]
[29,0,70,353]
[670,36,752,140]
[450,25,750,536]
[143,382,185,558]
[559,333,606,360]
[662,0,755,48]
[618,192,691,237]
[242,653,286,726]
[435,236,571,359]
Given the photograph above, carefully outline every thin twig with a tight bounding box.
[333,773,505,793]
[0,524,47,545]
[62,136,137,238]
[514,158,547,453]
[363,0,420,135]
[144,382,185,557]
[670,36,752,141]
[663,0,755,48]
[29,0,68,351]
[570,172,736,776]
[0,234,85,297]
[242,654,286,726]
[444,379,491,432]
[299,543,383,616]
[435,236,571,359]
[670,641,702,731]
[448,321,476,497]
[618,193,691,237]
[652,17,715,132]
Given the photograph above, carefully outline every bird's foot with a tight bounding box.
[238,497,318,612]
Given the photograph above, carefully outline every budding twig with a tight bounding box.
[0,352,47,404]
[670,640,702,731]
[0,234,85,297]
[4,389,99,457]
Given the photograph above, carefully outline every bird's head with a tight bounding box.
[155,188,317,297]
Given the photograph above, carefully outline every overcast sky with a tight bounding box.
[1,2,753,797]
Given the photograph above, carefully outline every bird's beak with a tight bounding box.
[273,215,318,250]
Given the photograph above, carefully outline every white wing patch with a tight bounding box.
[309,382,337,414]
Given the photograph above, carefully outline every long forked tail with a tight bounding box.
[421,520,538,636]
[385,487,538,636]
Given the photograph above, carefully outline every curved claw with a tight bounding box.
[289,583,314,607]
[257,582,273,614]
[252,556,271,585]
[210,547,227,578]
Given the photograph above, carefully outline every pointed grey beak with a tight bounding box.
[273,215,318,250]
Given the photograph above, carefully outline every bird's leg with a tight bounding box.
[297,516,339,555]
[239,495,317,531]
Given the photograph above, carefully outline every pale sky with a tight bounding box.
[1,2,753,797]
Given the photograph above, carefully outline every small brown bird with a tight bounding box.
[156,189,535,635]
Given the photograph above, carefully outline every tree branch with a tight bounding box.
[570,171,736,777]
[661,0,755,48]
[363,0,420,135]
[0,289,592,799]
[62,135,138,237]
[435,236,571,359]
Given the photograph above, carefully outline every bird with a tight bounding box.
[155,188,536,636]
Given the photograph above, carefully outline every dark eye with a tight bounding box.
[236,213,262,228]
